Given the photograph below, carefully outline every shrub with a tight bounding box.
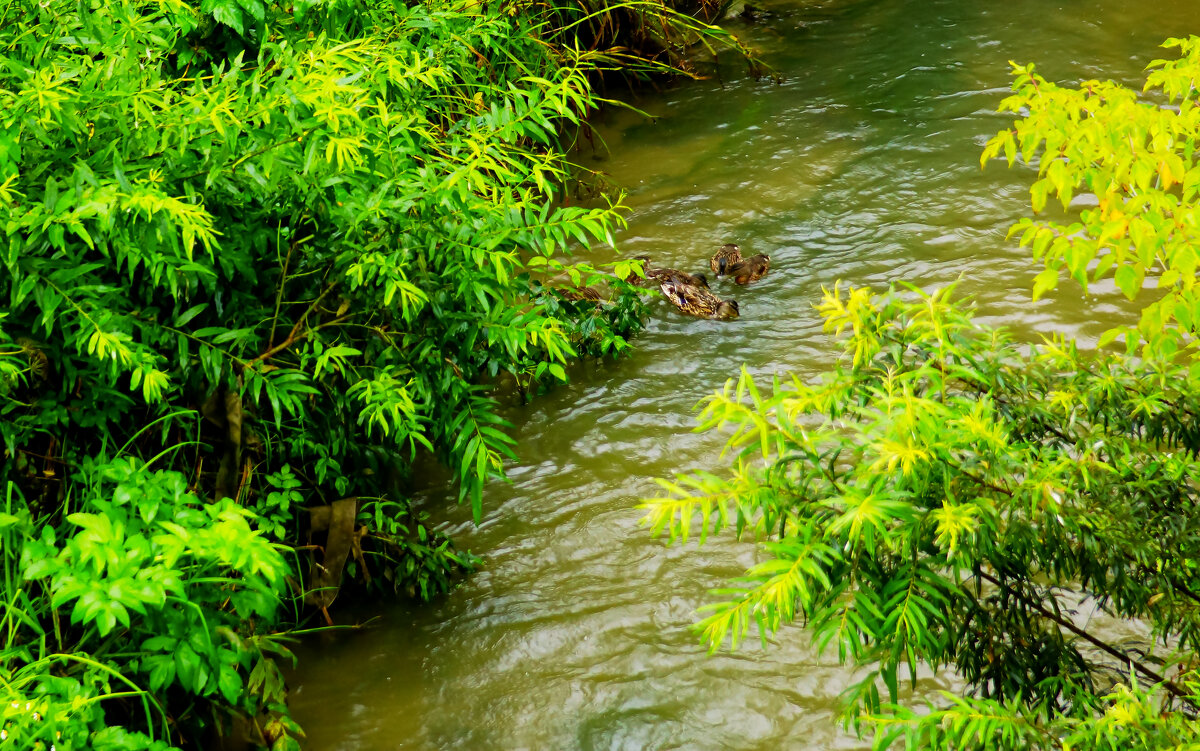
[644,284,1200,748]
[5,459,295,748]
[643,35,1200,749]
[0,0,748,742]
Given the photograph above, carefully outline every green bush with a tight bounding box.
[981,36,1200,359]
[644,284,1200,748]
[0,0,754,741]
[5,459,294,750]
[0,0,648,527]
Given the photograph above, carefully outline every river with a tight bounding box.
[288,0,1195,747]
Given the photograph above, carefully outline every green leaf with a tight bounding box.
[1032,267,1058,299]
[1114,264,1143,300]
[207,0,245,35]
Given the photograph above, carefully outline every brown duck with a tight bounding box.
[557,285,604,302]
[625,256,709,289]
[710,244,744,276]
[659,281,739,320]
[726,254,770,285]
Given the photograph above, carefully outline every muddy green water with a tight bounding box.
[290,1,1196,748]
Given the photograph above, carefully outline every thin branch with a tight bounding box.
[244,284,345,369]
[269,234,307,350]
[977,569,1193,705]
[957,465,1015,498]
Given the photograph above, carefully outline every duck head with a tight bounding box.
[716,300,740,319]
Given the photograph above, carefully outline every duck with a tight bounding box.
[557,285,604,302]
[659,281,739,320]
[726,254,770,284]
[710,244,744,276]
[625,255,709,289]
[649,267,709,288]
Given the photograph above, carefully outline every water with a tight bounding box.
[289,1,1196,748]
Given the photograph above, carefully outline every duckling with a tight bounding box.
[624,256,709,289]
[710,244,744,276]
[660,281,740,320]
[726,254,770,285]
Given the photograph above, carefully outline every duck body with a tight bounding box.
[558,285,604,302]
[710,244,744,276]
[727,254,770,285]
[625,256,709,289]
[660,281,739,320]
[647,267,709,289]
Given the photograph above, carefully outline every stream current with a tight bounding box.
[291,0,1198,747]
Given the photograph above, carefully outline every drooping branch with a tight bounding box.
[976,569,1193,706]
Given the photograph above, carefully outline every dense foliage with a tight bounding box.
[0,0,752,745]
[982,36,1200,359]
[645,285,1200,747]
[644,36,1200,749]
[5,460,295,749]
